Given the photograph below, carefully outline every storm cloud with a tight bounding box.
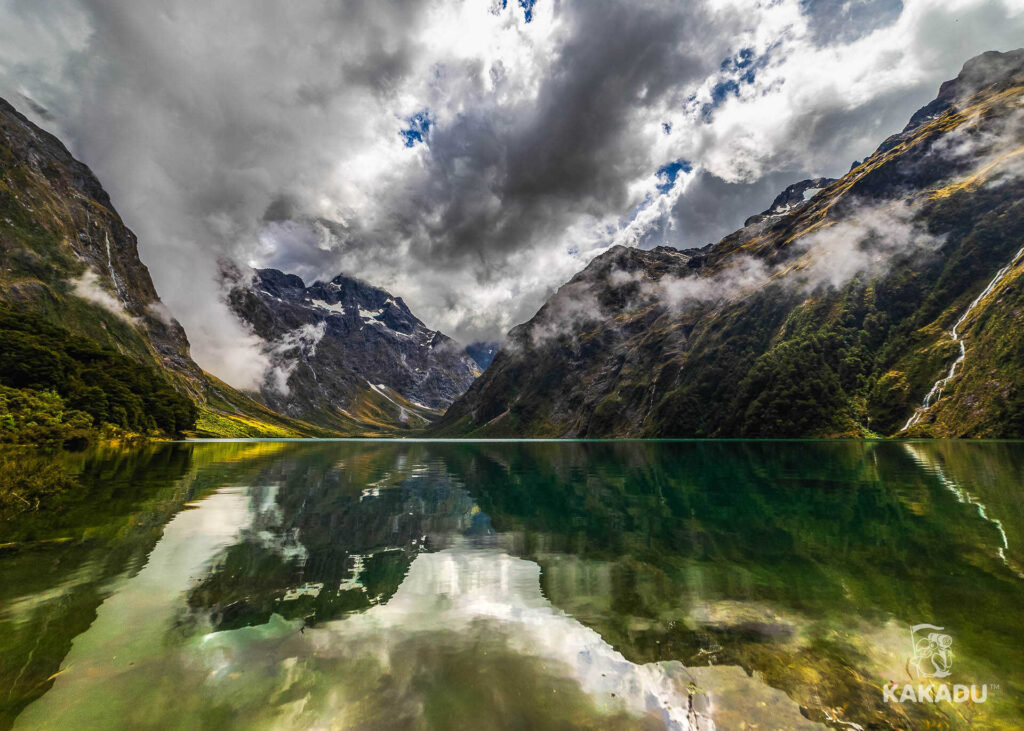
[0,0,1021,387]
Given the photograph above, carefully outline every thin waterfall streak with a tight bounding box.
[903,245,1024,431]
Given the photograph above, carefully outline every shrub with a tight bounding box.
[0,306,196,437]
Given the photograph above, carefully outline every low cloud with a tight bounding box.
[525,280,608,347]
[2,0,1022,388]
[265,321,328,395]
[930,102,1024,187]
[790,201,945,290]
[625,200,944,322]
[651,255,771,308]
[71,268,132,320]
[188,321,271,391]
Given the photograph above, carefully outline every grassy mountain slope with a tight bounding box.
[439,49,1024,438]
[0,96,330,441]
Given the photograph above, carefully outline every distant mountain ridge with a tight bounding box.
[225,266,480,432]
[439,48,1024,438]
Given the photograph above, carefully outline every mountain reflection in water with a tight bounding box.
[1,440,1022,729]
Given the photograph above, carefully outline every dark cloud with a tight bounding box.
[801,0,904,45]
[0,0,1020,379]
[370,0,723,269]
[672,170,804,247]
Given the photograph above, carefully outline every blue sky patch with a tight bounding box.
[656,159,692,194]
[502,0,537,22]
[698,46,773,121]
[720,47,754,71]
[710,79,740,105]
[400,110,432,147]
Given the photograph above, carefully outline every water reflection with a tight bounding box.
[2,440,1023,729]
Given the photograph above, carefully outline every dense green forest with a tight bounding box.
[0,306,195,445]
[652,180,1024,437]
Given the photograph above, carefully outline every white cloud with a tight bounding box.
[1,0,1020,387]
[651,255,772,308]
[71,267,132,320]
[791,201,946,290]
[680,0,1024,184]
[264,321,328,395]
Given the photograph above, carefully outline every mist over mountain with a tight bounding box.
[439,49,1024,438]
[4,35,1024,443]
[0,97,353,440]
[4,0,1023,383]
[224,266,480,432]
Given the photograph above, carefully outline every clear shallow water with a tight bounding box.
[1,440,1022,730]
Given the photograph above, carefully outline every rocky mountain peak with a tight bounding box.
[225,264,480,431]
[744,177,837,226]
[903,47,1024,133]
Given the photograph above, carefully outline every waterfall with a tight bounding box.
[104,231,128,304]
[902,245,1024,432]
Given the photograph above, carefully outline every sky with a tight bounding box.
[1,0,1022,387]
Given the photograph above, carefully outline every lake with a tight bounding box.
[1,440,1022,729]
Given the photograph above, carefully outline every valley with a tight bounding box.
[3,50,1024,442]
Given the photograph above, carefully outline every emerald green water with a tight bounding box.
[1,440,1022,729]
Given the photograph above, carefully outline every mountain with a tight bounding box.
[224,266,480,432]
[742,176,837,226]
[0,96,326,442]
[439,49,1024,439]
[0,97,199,384]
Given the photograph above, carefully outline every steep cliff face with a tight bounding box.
[225,267,480,431]
[0,96,200,386]
[440,49,1024,438]
[0,96,325,439]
